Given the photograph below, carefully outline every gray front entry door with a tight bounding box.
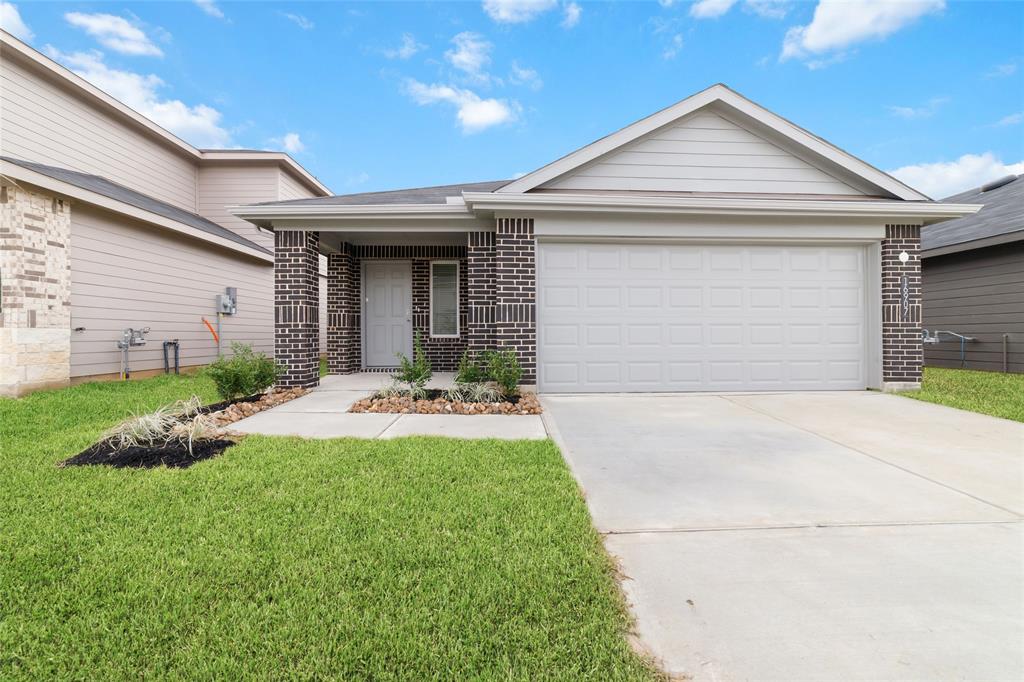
[364,260,413,367]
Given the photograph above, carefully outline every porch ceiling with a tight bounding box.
[318,231,468,251]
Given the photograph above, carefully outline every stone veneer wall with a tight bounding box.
[494,218,536,384]
[0,182,72,397]
[881,224,923,386]
[274,230,320,388]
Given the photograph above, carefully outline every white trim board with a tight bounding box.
[498,84,930,201]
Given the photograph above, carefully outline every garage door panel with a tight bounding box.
[538,243,868,392]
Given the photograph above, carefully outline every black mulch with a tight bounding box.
[63,439,237,469]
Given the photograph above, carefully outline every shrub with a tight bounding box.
[443,382,502,403]
[485,348,522,399]
[455,351,488,384]
[393,332,432,395]
[206,342,281,401]
[102,396,212,454]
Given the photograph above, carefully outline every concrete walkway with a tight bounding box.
[542,391,1024,681]
[230,372,546,440]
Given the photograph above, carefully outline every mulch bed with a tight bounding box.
[62,438,237,469]
[61,387,308,470]
[350,391,542,415]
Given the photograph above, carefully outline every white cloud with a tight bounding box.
[663,34,684,59]
[985,61,1018,79]
[404,79,518,133]
[690,0,738,19]
[781,0,944,64]
[1,2,33,41]
[888,152,1024,199]
[482,0,558,24]
[744,0,789,19]
[509,61,542,89]
[993,112,1023,127]
[65,12,163,57]
[45,47,230,147]
[272,132,305,153]
[346,171,370,186]
[193,0,225,20]
[887,96,948,120]
[383,33,426,59]
[445,31,492,81]
[281,13,313,30]
[562,2,582,28]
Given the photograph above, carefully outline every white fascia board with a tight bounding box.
[463,191,981,223]
[4,161,273,263]
[229,203,478,226]
[535,215,886,242]
[270,218,492,232]
[497,83,930,201]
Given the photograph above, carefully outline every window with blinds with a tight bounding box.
[430,261,459,337]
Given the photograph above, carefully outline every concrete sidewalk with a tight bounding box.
[229,372,546,440]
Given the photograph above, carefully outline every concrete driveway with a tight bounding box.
[542,392,1023,681]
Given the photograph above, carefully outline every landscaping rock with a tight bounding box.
[349,391,542,416]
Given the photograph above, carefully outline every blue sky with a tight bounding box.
[2,0,1022,198]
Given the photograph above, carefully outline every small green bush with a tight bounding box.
[394,332,432,394]
[455,351,488,384]
[486,347,522,399]
[205,342,281,401]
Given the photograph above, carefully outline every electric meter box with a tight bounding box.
[216,288,237,315]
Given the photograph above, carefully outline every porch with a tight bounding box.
[272,220,535,389]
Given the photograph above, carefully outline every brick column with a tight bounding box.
[494,218,536,384]
[275,230,320,388]
[467,231,496,352]
[881,224,923,388]
[0,182,71,397]
[326,244,360,374]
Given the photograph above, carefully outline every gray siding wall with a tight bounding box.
[922,242,1024,373]
[541,111,863,195]
[70,205,273,377]
[197,163,278,250]
[1,56,199,212]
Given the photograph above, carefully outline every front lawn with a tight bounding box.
[903,367,1024,422]
[0,376,656,680]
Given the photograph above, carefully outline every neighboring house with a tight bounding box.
[0,31,330,397]
[921,174,1023,373]
[234,84,978,394]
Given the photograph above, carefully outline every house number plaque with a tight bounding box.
[900,275,910,321]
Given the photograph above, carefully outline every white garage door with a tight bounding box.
[537,243,867,392]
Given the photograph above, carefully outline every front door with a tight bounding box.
[364,260,413,367]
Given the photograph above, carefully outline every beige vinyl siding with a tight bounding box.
[197,163,279,250]
[278,168,312,201]
[70,205,273,378]
[541,111,863,195]
[0,57,199,211]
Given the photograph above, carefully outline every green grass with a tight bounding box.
[903,367,1024,422]
[0,375,656,680]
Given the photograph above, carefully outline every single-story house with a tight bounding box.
[0,30,330,397]
[921,174,1022,372]
[233,84,979,394]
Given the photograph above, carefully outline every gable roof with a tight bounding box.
[0,30,330,197]
[2,156,272,258]
[921,175,1024,257]
[498,84,930,201]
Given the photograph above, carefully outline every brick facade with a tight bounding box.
[275,230,320,388]
[467,231,496,352]
[494,218,536,383]
[881,224,923,386]
[0,182,72,397]
[326,245,360,374]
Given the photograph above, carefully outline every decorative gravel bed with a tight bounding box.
[206,386,308,428]
[350,390,542,415]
